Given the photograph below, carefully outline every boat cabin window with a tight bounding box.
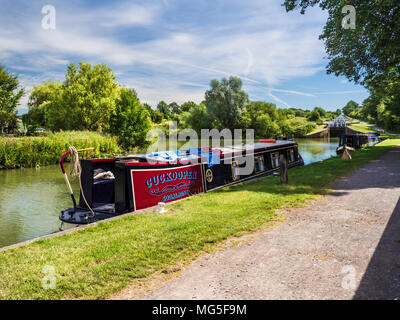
[254,156,265,173]
[231,161,240,181]
[287,149,295,163]
[271,152,280,168]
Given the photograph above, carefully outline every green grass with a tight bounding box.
[0,131,120,169]
[349,123,378,133]
[349,123,395,139]
[0,138,398,299]
[308,124,327,134]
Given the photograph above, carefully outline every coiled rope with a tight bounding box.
[68,146,95,217]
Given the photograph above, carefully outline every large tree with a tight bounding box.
[0,65,24,133]
[205,76,249,130]
[26,62,119,131]
[342,100,359,116]
[60,62,119,131]
[284,1,400,86]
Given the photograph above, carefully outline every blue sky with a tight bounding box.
[0,0,368,114]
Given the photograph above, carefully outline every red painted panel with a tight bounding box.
[131,164,204,210]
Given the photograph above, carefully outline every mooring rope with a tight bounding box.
[68,146,95,217]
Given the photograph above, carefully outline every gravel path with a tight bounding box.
[133,147,400,300]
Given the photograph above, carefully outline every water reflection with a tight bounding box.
[295,137,339,165]
[0,166,79,248]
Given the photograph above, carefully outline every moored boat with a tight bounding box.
[336,133,381,154]
[59,139,304,226]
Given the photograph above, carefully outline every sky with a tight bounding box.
[0,0,368,114]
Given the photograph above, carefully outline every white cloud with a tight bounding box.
[122,77,205,106]
[1,0,332,109]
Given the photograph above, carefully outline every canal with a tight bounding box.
[0,137,338,248]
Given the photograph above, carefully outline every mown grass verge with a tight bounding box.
[0,138,398,299]
[349,123,378,133]
[0,131,120,169]
[308,124,327,135]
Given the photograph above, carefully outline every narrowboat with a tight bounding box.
[59,139,304,226]
[336,133,381,154]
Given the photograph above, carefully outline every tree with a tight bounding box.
[287,117,316,137]
[23,81,62,131]
[241,101,281,137]
[180,101,198,113]
[0,65,24,133]
[25,62,120,131]
[255,114,282,138]
[205,77,249,130]
[109,88,152,150]
[157,101,172,120]
[144,103,163,124]
[307,109,321,122]
[60,62,119,131]
[342,100,359,116]
[313,107,327,118]
[284,1,400,86]
[179,103,211,134]
[168,102,181,114]
[284,1,400,130]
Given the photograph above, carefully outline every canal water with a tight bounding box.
[295,137,339,165]
[0,138,338,248]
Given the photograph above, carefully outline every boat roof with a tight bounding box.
[124,140,296,163]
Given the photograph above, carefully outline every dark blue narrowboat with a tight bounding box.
[59,139,304,226]
[336,133,381,154]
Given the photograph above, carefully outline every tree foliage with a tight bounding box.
[157,101,172,120]
[23,62,153,147]
[342,100,359,116]
[237,101,316,138]
[179,103,211,134]
[0,65,24,133]
[284,0,400,86]
[110,88,152,150]
[23,81,62,132]
[25,62,119,132]
[144,103,163,124]
[205,77,249,130]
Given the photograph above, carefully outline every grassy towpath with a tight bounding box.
[0,138,399,299]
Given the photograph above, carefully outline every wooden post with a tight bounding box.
[279,154,288,184]
[342,147,352,160]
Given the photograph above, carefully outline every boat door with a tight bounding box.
[346,136,353,147]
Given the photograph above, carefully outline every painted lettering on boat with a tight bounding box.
[132,164,204,210]
[145,170,198,189]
